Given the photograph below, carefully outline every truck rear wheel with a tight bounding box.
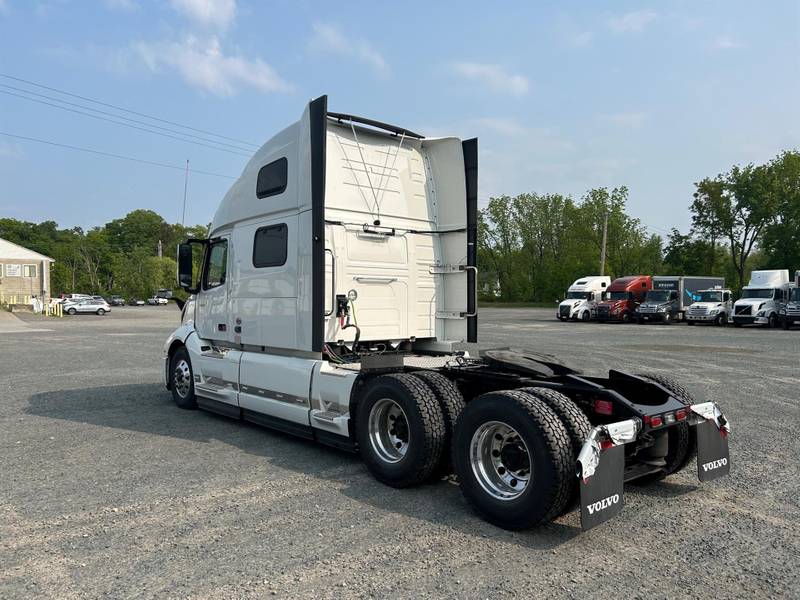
[519,387,591,513]
[636,373,696,480]
[452,390,572,530]
[715,313,727,326]
[170,346,197,409]
[356,373,445,488]
[411,370,465,475]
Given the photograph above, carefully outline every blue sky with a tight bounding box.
[0,0,798,236]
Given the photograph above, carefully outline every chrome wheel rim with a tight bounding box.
[368,398,410,463]
[470,421,531,501]
[173,359,192,399]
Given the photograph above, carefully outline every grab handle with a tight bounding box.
[324,249,336,317]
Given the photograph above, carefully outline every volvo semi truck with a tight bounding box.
[595,275,652,323]
[779,270,800,330]
[556,276,610,321]
[686,287,733,325]
[636,276,724,324]
[732,269,790,327]
[162,97,730,532]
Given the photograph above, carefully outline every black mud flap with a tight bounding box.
[696,420,730,481]
[580,445,625,531]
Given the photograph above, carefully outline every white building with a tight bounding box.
[0,237,54,302]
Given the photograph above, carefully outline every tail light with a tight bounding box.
[594,399,614,415]
[649,415,663,428]
[675,408,688,421]
[600,439,614,450]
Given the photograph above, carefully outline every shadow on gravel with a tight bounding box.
[27,383,581,550]
[626,481,698,498]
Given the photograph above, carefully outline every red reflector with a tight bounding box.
[676,409,688,421]
[650,416,663,428]
[643,415,651,425]
[600,439,614,450]
[594,399,613,415]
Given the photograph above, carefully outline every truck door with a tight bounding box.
[196,236,231,344]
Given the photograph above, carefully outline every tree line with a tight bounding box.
[2,150,797,303]
[479,150,799,302]
[0,210,207,300]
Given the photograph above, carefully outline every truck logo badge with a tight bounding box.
[701,458,728,472]
[586,494,620,514]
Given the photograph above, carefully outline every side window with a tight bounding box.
[256,157,288,199]
[23,264,37,278]
[253,224,288,268]
[204,240,228,289]
[670,291,678,301]
[724,292,730,302]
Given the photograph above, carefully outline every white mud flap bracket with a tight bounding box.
[688,402,731,482]
[576,419,640,532]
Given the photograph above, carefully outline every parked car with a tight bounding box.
[56,293,92,304]
[147,296,169,305]
[63,299,112,315]
[107,295,126,306]
[129,298,146,306]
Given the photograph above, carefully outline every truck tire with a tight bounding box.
[715,313,727,326]
[621,312,632,323]
[452,390,572,530]
[170,346,197,409]
[356,373,445,488]
[519,387,591,513]
[411,370,466,475]
[768,313,778,328]
[663,312,672,324]
[581,311,591,322]
[635,373,697,480]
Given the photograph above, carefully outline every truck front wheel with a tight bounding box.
[452,390,572,530]
[768,313,778,328]
[356,373,445,488]
[170,346,197,409]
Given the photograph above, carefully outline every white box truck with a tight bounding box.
[636,276,724,324]
[685,287,734,325]
[779,270,800,330]
[163,97,730,531]
[732,269,790,327]
[556,276,610,321]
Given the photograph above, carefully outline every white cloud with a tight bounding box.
[308,23,388,75]
[169,0,236,29]
[601,112,648,129]
[712,35,744,50]
[452,62,529,96]
[0,141,23,158]
[607,10,658,33]
[103,0,138,11]
[135,35,292,96]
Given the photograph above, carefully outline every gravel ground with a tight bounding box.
[1,306,798,599]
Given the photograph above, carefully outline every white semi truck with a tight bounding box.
[732,269,790,327]
[778,270,800,330]
[163,97,730,531]
[685,287,733,325]
[636,276,724,324]
[556,276,610,321]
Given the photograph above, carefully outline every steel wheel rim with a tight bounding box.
[173,359,192,399]
[470,421,531,501]
[368,398,410,464]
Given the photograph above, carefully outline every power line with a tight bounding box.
[0,89,253,158]
[0,72,260,149]
[0,131,237,179]
[0,82,255,153]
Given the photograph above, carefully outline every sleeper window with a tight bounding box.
[253,224,288,268]
[204,241,228,289]
[256,158,288,199]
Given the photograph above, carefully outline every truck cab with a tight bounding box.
[556,276,610,322]
[779,270,800,330]
[595,275,651,323]
[637,276,725,324]
[686,287,733,326]
[732,269,790,327]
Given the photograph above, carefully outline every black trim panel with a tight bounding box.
[309,95,327,353]
[242,409,314,440]
[197,396,241,419]
[462,138,479,343]
[314,429,357,453]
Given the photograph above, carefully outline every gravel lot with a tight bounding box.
[1,306,798,599]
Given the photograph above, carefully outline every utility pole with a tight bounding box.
[181,159,189,225]
[599,210,608,276]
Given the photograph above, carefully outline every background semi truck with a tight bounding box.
[686,287,733,325]
[779,270,800,330]
[595,275,652,322]
[163,96,730,532]
[732,269,790,327]
[636,276,724,324]
[556,276,610,321]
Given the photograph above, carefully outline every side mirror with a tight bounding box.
[177,241,203,293]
